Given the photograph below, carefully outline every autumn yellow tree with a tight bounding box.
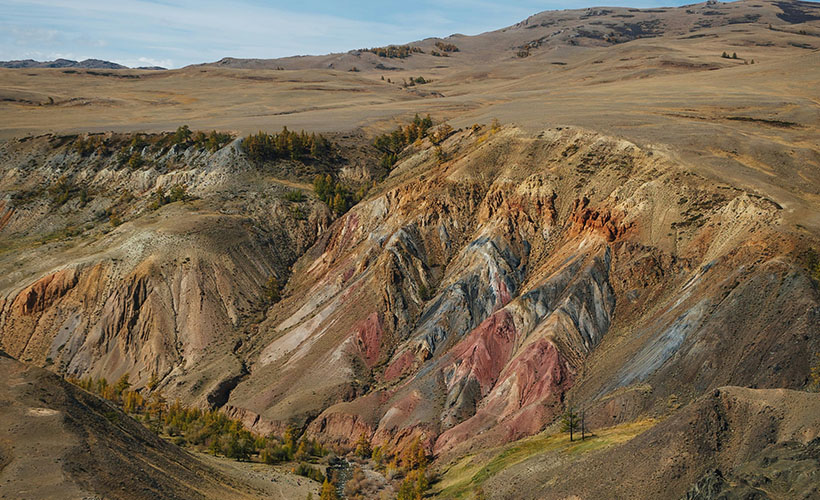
[811,352,820,391]
[320,478,339,500]
[354,433,372,458]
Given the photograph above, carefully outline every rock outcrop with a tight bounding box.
[219,126,819,457]
[0,133,331,404]
[0,124,817,464]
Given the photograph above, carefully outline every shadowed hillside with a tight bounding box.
[0,351,319,499]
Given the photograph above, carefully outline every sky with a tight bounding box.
[2,0,726,68]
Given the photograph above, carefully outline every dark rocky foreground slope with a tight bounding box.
[0,350,281,499]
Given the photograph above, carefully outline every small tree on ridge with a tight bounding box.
[561,406,580,442]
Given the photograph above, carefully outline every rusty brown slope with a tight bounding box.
[223,126,818,461]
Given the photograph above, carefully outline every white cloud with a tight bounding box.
[124,56,174,68]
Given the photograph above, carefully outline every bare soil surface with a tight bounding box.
[0,351,313,499]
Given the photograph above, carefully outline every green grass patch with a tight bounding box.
[284,190,306,203]
[434,419,656,499]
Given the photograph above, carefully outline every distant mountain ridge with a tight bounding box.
[0,58,165,70]
[195,0,820,72]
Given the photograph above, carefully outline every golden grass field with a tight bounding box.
[3,3,818,233]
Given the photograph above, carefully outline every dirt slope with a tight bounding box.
[486,386,820,499]
[431,386,820,499]
[0,350,318,500]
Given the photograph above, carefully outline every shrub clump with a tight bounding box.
[47,176,75,206]
[284,190,306,203]
[403,76,429,87]
[363,45,423,58]
[149,184,190,210]
[66,375,329,464]
[372,114,434,169]
[168,126,233,152]
[435,41,459,53]
[378,437,431,500]
[241,127,333,163]
[312,174,365,216]
[294,463,325,483]
[74,135,110,156]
